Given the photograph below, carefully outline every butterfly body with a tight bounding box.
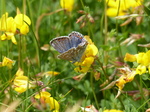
[50,31,87,63]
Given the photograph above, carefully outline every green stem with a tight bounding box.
[27,0,41,71]
[90,72,99,109]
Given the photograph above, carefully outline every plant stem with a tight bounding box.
[90,72,99,109]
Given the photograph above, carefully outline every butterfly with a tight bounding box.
[50,31,88,63]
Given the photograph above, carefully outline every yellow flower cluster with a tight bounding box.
[106,0,143,17]
[125,50,150,75]
[116,50,150,94]
[0,12,31,44]
[13,68,36,93]
[74,36,98,73]
[35,91,60,112]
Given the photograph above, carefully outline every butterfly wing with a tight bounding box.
[50,36,71,53]
[58,40,87,63]
[50,31,88,63]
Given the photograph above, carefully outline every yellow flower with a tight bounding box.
[74,36,98,73]
[46,97,60,111]
[116,75,126,90]
[13,76,30,93]
[43,71,60,77]
[124,53,136,62]
[35,91,51,101]
[0,12,9,31]
[1,32,17,44]
[106,0,143,17]
[14,14,31,35]
[136,65,146,75]
[103,109,123,112]
[0,57,14,69]
[15,68,24,76]
[116,67,137,91]
[13,68,35,93]
[35,91,60,111]
[60,0,74,12]
[0,13,17,44]
[135,51,150,66]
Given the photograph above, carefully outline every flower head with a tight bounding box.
[0,11,31,44]
[0,57,14,69]
[60,0,74,12]
[13,68,35,93]
[106,0,143,17]
[14,14,31,35]
[0,13,17,44]
[35,91,60,111]
[74,36,98,73]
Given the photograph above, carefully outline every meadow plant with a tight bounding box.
[0,0,150,112]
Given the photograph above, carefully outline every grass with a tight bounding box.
[0,0,150,112]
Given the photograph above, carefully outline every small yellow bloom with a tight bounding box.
[116,75,126,90]
[116,67,137,91]
[14,14,31,35]
[46,97,60,111]
[1,32,17,44]
[0,17,16,33]
[35,91,51,100]
[43,71,60,77]
[0,13,17,44]
[13,75,30,93]
[124,53,136,62]
[103,109,123,112]
[35,91,60,111]
[136,65,146,75]
[106,0,143,17]
[125,71,136,82]
[0,57,14,69]
[15,68,24,76]
[13,68,35,93]
[60,0,74,12]
[74,36,98,73]
[0,12,9,31]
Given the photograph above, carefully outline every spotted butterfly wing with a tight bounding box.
[50,31,88,63]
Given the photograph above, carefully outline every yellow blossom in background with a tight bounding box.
[14,75,30,93]
[0,57,14,69]
[35,91,51,100]
[42,71,60,77]
[0,11,31,44]
[0,12,9,31]
[103,109,123,112]
[14,14,31,35]
[124,53,136,62]
[35,91,60,111]
[60,0,74,12]
[116,75,126,90]
[15,68,24,76]
[13,68,35,93]
[106,0,143,17]
[1,32,17,44]
[136,65,146,75]
[46,97,60,111]
[116,67,137,94]
[136,51,150,66]
[74,36,98,73]
[0,13,17,44]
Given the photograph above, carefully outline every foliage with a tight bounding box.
[0,0,150,112]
